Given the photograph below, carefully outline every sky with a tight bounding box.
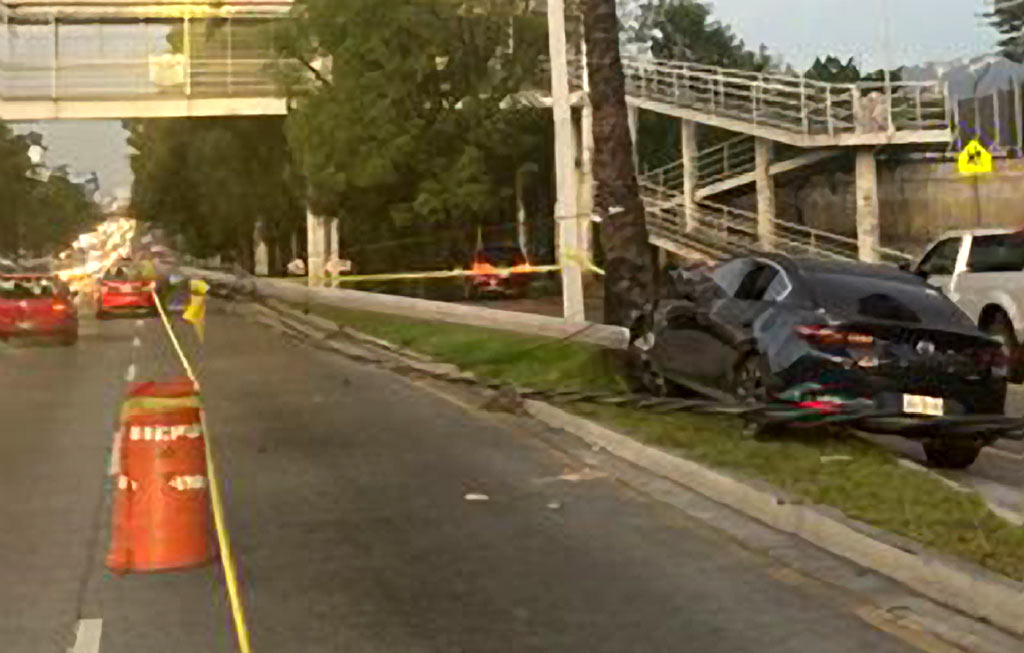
[11,0,1005,199]
[706,0,1001,72]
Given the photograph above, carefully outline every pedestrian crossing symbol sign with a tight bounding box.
[957,139,993,175]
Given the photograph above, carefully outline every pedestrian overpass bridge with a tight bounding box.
[0,0,297,120]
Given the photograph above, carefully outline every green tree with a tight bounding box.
[0,123,98,257]
[126,117,305,272]
[280,0,552,273]
[803,55,901,84]
[986,0,1024,63]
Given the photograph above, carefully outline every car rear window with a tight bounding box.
[967,233,1024,273]
[0,277,56,299]
[804,273,976,329]
[104,264,140,281]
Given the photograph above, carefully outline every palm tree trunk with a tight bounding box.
[582,0,655,328]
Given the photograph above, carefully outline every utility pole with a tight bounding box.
[547,0,585,322]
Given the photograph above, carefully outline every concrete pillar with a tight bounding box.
[547,0,584,322]
[626,102,639,171]
[306,207,327,286]
[290,229,299,262]
[754,137,775,251]
[328,217,339,261]
[680,119,698,232]
[855,147,881,263]
[253,219,269,276]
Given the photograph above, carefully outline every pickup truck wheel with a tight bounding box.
[983,312,1023,383]
[922,440,983,469]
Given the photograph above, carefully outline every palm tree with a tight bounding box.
[581,0,655,328]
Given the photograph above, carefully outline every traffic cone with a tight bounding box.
[106,380,215,574]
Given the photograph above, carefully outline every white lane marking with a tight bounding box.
[132,336,141,348]
[70,619,102,653]
[135,319,144,327]
[124,363,136,381]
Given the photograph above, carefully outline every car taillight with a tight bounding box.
[977,346,1009,373]
[472,262,497,275]
[795,325,874,348]
[53,299,70,313]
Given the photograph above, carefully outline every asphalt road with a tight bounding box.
[0,306,928,652]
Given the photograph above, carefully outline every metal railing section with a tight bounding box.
[622,58,950,137]
[638,177,913,265]
[0,55,305,100]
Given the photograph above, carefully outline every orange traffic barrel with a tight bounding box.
[107,384,216,574]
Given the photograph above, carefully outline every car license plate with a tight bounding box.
[16,321,34,330]
[903,394,944,416]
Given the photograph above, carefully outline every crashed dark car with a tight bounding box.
[628,254,1008,469]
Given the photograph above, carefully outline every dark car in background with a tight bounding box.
[629,255,1008,468]
[466,245,532,299]
[0,274,78,346]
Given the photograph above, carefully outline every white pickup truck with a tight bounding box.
[911,228,1024,382]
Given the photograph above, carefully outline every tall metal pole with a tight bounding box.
[547,0,584,322]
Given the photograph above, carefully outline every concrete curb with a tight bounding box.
[182,267,629,350]
[524,400,1024,638]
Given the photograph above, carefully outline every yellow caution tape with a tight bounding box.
[319,264,561,284]
[314,251,604,286]
[182,279,210,342]
[151,289,252,653]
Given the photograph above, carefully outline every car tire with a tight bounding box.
[730,353,770,404]
[983,312,1023,383]
[60,333,78,347]
[922,440,983,469]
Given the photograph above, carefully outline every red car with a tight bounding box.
[96,261,157,319]
[0,274,79,345]
[466,246,533,299]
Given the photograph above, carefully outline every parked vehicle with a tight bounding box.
[0,274,78,345]
[95,258,157,319]
[629,254,1008,469]
[910,228,1024,382]
[465,245,532,299]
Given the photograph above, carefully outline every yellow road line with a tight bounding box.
[151,290,252,653]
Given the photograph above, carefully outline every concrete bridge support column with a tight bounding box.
[253,220,269,276]
[680,119,698,233]
[855,147,881,263]
[328,218,340,261]
[754,137,776,250]
[306,208,327,287]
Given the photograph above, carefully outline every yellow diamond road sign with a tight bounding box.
[957,139,993,175]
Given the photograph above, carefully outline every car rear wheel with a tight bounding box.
[922,440,983,469]
[731,353,770,404]
[60,332,78,347]
[983,312,1023,383]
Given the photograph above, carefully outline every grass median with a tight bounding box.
[288,298,1024,581]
